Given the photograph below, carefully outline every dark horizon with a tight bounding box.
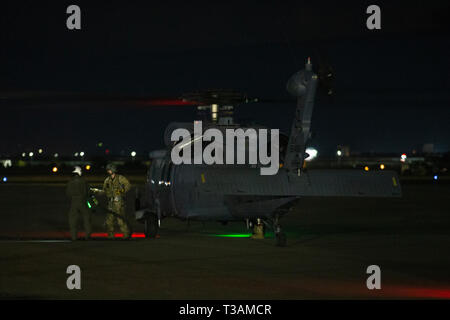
[1,1,449,157]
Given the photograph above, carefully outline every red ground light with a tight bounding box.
[90,232,146,239]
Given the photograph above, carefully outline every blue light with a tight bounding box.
[2,177,7,182]
[433,175,438,181]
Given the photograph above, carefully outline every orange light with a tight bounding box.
[380,164,385,170]
[52,167,58,173]
[364,166,369,171]
[85,165,91,170]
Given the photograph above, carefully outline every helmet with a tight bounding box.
[72,166,82,176]
[106,164,117,173]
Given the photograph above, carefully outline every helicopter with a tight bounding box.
[134,58,402,246]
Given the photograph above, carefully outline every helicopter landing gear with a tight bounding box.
[251,218,265,240]
[274,224,287,247]
[144,212,159,238]
[246,216,286,246]
[273,215,287,247]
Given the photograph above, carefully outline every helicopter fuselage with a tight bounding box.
[138,150,401,224]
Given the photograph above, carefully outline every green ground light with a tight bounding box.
[210,232,278,238]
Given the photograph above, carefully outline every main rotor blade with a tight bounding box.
[0,91,198,107]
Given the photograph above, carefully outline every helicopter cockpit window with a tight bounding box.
[155,161,172,187]
[159,163,166,181]
[148,160,159,184]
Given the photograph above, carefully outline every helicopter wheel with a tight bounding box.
[144,212,159,239]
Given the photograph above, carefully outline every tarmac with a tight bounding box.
[0,180,449,299]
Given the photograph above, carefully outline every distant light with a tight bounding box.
[80,151,85,157]
[105,149,110,155]
[97,142,103,147]
[305,147,318,161]
[400,153,407,163]
[74,152,79,157]
[337,150,342,156]
[29,152,34,157]
[52,167,58,173]
[1,159,12,168]
[38,149,43,154]
[364,166,369,171]
[85,165,91,171]
[131,151,137,157]
[54,153,59,158]
[380,164,385,170]
[21,153,26,157]
[2,177,7,182]
[433,175,438,181]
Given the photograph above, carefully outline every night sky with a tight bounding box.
[1,1,449,157]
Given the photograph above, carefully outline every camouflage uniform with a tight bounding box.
[103,174,131,238]
[66,175,91,240]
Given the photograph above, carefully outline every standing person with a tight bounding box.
[66,166,92,241]
[95,164,131,239]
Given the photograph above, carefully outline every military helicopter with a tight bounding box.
[133,58,402,246]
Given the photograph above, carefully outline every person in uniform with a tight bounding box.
[66,166,92,240]
[96,164,131,239]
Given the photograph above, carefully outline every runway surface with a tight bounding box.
[0,181,449,299]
